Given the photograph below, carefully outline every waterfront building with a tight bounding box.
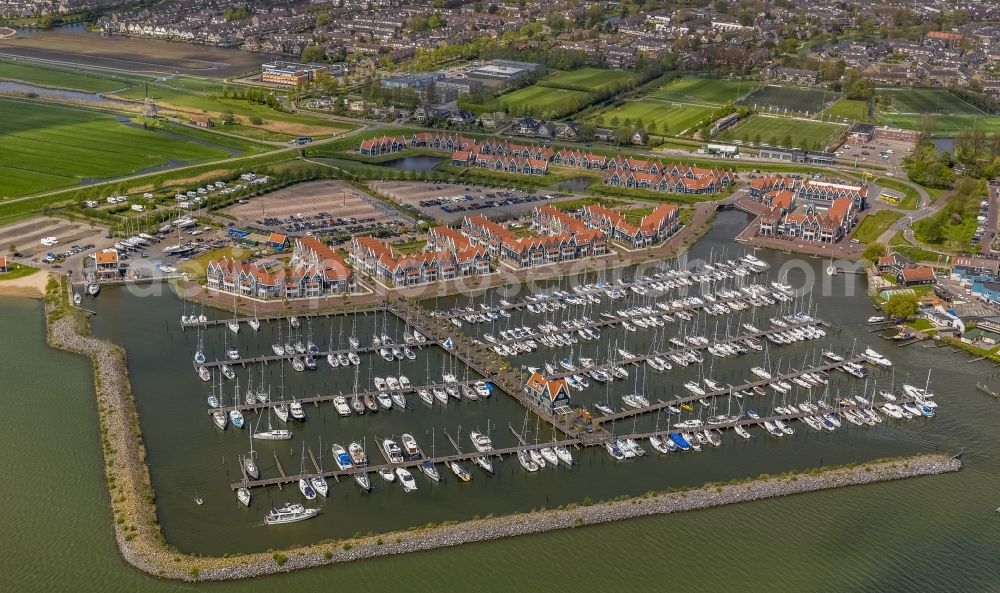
[205,237,354,298]
[92,250,123,281]
[350,233,490,287]
[461,214,605,268]
[756,197,855,243]
[577,203,680,249]
[524,371,571,413]
[358,135,408,157]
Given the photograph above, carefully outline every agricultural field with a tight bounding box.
[646,77,758,106]
[498,85,593,119]
[739,85,839,114]
[540,68,639,92]
[0,59,139,93]
[718,115,843,148]
[823,99,871,122]
[592,102,714,135]
[0,98,233,196]
[879,88,984,115]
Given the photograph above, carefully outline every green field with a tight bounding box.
[740,85,839,114]
[0,98,233,196]
[647,77,757,106]
[852,210,902,244]
[115,83,349,141]
[0,60,139,93]
[719,116,843,148]
[877,113,1000,136]
[824,99,871,122]
[592,102,713,135]
[498,85,593,118]
[539,68,639,92]
[881,88,983,115]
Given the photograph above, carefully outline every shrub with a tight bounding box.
[272,552,288,566]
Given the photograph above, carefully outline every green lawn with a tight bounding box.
[592,101,713,135]
[823,99,870,122]
[719,116,843,149]
[853,210,902,244]
[540,68,639,92]
[0,263,39,281]
[0,60,138,93]
[498,85,594,118]
[647,77,757,106]
[880,88,984,115]
[115,83,349,141]
[876,113,1000,136]
[889,232,943,263]
[0,98,233,196]
[740,85,839,114]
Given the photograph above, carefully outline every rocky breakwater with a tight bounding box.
[44,277,190,579]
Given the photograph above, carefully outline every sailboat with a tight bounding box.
[193,327,206,364]
[253,395,292,440]
[244,430,260,479]
[248,302,261,331]
[298,445,317,500]
[311,440,329,498]
[227,294,240,334]
[228,381,244,429]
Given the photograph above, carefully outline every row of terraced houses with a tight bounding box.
[357,133,734,193]
[747,175,863,243]
[206,237,355,298]
[349,227,491,287]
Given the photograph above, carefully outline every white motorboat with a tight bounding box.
[378,468,395,482]
[264,503,318,525]
[272,344,286,356]
[474,381,491,398]
[289,401,305,421]
[449,461,471,482]
[227,320,240,334]
[229,409,244,429]
[333,396,351,416]
[469,430,493,452]
[348,352,361,365]
[253,429,293,440]
[237,488,251,507]
[382,439,404,464]
[197,366,211,382]
[396,468,418,492]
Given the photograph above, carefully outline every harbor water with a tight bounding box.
[2,210,999,592]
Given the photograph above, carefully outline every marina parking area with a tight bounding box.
[222,179,411,238]
[372,181,565,224]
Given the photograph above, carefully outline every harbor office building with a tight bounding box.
[205,237,355,299]
[525,371,572,414]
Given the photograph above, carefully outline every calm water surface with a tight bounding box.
[2,211,999,592]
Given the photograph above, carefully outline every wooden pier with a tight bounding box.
[180,305,388,330]
[594,355,867,424]
[546,319,828,380]
[209,378,486,414]
[229,397,915,491]
[197,341,431,371]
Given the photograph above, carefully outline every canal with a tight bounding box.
[2,210,999,591]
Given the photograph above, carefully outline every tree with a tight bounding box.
[301,45,326,63]
[884,292,918,320]
[862,242,885,264]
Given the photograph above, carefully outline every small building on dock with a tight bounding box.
[525,371,571,413]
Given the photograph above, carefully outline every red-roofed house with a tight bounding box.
[206,237,354,298]
[93,250,122,281]
[900,266,936,286]
[578,203,679,248]
[524,371,571,412]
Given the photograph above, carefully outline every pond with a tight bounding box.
[381,155,444,171]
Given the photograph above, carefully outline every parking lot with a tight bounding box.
[835,137,916,176]
[977,182,999,253]
[223,179,410,239]
[0,217,118,273]
[372,181,565,224]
